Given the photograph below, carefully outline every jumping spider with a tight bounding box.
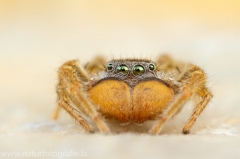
[53,55,212,135]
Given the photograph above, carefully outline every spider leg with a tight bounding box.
[150,87,193,135]
[55,60,109,133]
[53,56,107,119]
[182,87,212,134]
[156,54,175,70]
[58,99,95,133]
[53,104,61,119]
[84,55,107,74]
[55,81,95,132]
[156,54,183,74]
[150,64,212,135]
[53,58,90,120]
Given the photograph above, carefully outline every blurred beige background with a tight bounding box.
[1,0,240,159]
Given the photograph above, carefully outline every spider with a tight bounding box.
[53,54,213,135]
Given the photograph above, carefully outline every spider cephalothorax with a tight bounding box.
[89,59,175,88]
[54,55,212,135]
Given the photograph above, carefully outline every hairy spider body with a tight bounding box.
[89,78,174,124]
[54,55,213,135]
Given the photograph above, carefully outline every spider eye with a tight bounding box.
[116,65,129,75]
[107,63,113,70]
[133,65,145,76]
[149,64,155,71]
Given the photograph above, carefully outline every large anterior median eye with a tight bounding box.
[116,65,129,75]
[133,65,145,76]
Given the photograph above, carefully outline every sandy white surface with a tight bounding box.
[1,1,240,159]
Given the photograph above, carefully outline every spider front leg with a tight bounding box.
[53,56,107,119]
[55,60,110,133]
[150,64,213,135]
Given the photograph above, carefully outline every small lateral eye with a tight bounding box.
[107,63,113,70]
[149,64,155,71]
[116,64,129,75]
[133,65,145,76]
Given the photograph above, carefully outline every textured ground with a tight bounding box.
[1,1,240,159]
